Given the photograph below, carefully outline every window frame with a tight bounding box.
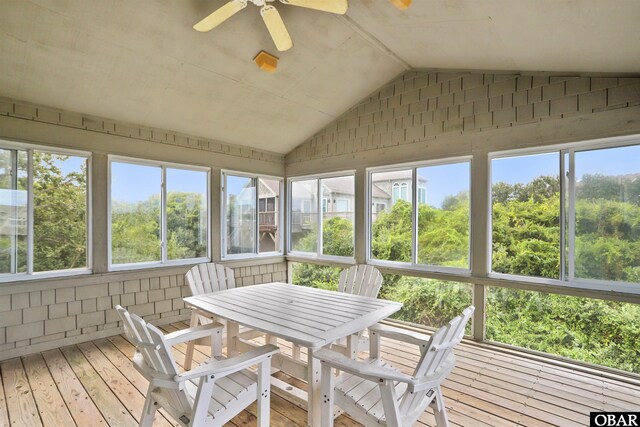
[487,134,640,294]
[108,155,211,271]
[366,156,472,275]
[0,139,92,282]
[221,170,284,260]
[287,171,356,262]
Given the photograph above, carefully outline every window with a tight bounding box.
[289,174,354,259]
[418,187,427,204]
[392,182,409,203]
[222,172,282,257]
[490,140,640,287]
[486,287,640,373]
[1,143,90,279]
[335,198,350,212]
[368,159,471,272]
[110,158,209,268]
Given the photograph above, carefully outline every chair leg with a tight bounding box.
[140,385,158,427]
[184,311,199,370]
[431,387,450,427]
[257,359,272,427]
[320,363,334,427]
[379,382,402,427]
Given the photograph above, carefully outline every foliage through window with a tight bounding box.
[289,174,354,258]
[110,159,208,267]
[486,287,640,373]
[223,173,282,257]
[491,143,640,285]
[290,262,472,334]
[369,160,471,271]
[1,145,89,278]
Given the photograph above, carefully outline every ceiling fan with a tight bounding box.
[193,0,349,52]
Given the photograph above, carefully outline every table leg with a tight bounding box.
[265,334,277,345]
[307,348,321,427]
[226,321,239,357]
[345,334,358,360]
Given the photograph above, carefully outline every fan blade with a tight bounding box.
[279,0,348,15]
[193,0,247,32]
[260,5,293,52]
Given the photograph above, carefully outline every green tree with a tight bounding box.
[32,153,87,272]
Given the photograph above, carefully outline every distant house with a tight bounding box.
[370,171,428,221]
[228,178,281,254]
[0,188,27,273]
[289,171,428,240]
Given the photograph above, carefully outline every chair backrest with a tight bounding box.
[186,262,236,296]
[116,305,192,415]
[414,306,474,378]
[115,305,180,377]
[338,265,383,298]
[397,306,474,423]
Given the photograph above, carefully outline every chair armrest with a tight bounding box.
[175,344,279,383]
[408,354,455,392]
[314,348,415,384]
[370,323,431,348]
[164,322,224,347]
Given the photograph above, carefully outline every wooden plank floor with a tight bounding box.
[0,321,638,426]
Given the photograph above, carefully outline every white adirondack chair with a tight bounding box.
[115,305,279,427]
[291,265,384,360]
[184,262,237,370]
[338,264,384,298]
[316,306,475,427]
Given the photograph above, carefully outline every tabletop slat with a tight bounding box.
[184,282,402,348]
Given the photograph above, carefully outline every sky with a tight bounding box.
[73,145,640,207]
[111,162,207,203]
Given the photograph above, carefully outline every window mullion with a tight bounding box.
[161,166,167,263]
[8,149,18,274]
[27,149,34,274]
[317,179,322,256]
[560,151,566,281]
[412,168,418,266]
[221,173,227,258]
[254,177,259,254]
[568,150,576,281]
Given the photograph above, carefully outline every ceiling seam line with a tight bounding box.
[336,14,411,71]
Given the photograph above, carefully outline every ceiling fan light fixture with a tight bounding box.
[254,50,279,72]
[260,5,293,51]
[389,0,412,10]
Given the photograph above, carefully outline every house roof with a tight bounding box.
[1,1,639,155]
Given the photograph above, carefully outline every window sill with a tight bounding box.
[487,272,640,296]
[367,259,472,277]
[286,253,356,267]
[0,268,93,284]
[109,257,210,272]
[221,252,283,261]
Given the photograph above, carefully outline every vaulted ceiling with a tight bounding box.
[1,0,639,154]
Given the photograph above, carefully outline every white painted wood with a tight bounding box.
[115,305,279,427]
[184,262,240,369]
[184,282,402,426]
[293,265,384,359]
[184,283,401,349]
[316,306,474,427]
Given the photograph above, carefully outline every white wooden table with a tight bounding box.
[183,282,402,426]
